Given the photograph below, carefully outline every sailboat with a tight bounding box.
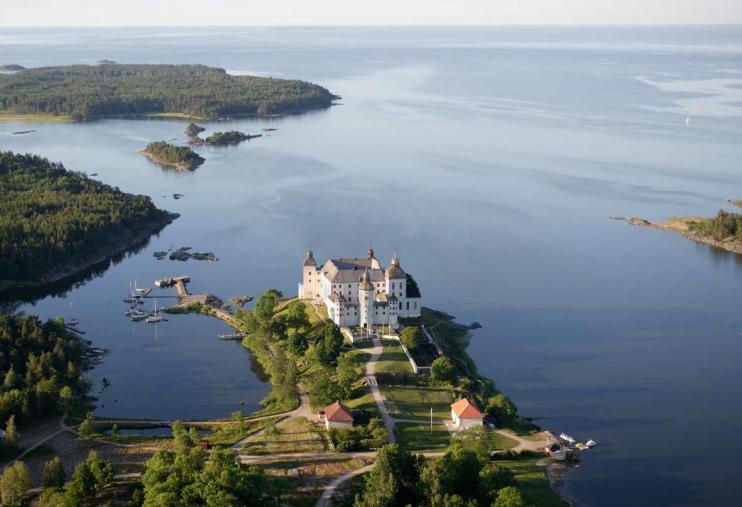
[145,299,166,323]
[122,281,141,304]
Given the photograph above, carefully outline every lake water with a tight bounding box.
[1,26,742,506]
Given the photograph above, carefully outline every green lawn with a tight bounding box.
[375,344,414,374]
[242,417,329,454]
[395,422,451,451]
[381,386,458,421]
[345,386,380,420]
[0,112,72,122]
[493,459,570,507]
[201,417,282,448]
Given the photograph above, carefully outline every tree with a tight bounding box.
[78,411,95,437]
[306,368,344,409]
[285,301,309,330]
[485,394,517,427]
[430,357,457,385]
[314,324,343,367]
[254,289,282,323]
[478,464,516,504]
[0,461,30,507]
[336,352,360,399]
[65,460,98,505]
[354,444,423,507]
[4,415,19,446]
[493,486,526,507]
[287,330,308,357]
[42,456,66,489]
[400,327,421,350]
[436,443,483,500]
[59,385,74,412]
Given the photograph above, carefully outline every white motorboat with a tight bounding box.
[131,312,148,322]
[586,439,597,448]
[559,433,575,445]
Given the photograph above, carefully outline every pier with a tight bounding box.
[217,332,246,340]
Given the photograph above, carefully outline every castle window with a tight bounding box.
[406,302,410,310]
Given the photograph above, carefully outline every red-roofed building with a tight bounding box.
[323,401,354,430]
[450,398,483,429]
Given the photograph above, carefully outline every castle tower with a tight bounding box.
[358,267,375,329]
[300,248,319,300]
[368,246,381,270]
[385,253,406,298]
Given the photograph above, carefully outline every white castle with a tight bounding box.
[298,248,422,329]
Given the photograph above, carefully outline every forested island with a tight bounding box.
[0,64,337,121]
[617,205,742,255]
[140,141,205,170]
[0,64,25,72]
[197,130,262,146]
[0,152,177,293]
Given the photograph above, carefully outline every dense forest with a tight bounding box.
[0,64,337,120]
[142,141,205,169]
[0,151,174,289]
[0,314,89,427]
[692,210,742,241]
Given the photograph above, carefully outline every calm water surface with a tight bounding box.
[1,26,742,506]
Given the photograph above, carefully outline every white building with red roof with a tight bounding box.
[322,401,354,430]
[450,398,484,429]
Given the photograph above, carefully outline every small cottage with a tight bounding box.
[323,401,354,430]
[450,398,483,429]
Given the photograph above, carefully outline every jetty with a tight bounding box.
[217,332,246,341]
[155,276,191,297]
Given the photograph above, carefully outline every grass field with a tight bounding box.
[381,386,458,421]
[345,386,380,420]
[493,459,570,507]
[201,416,282,448]
[395,421,451,451]
[375,343,414,374]
[260,456,368,507]
[241,417,328,454]
[0,112,71,122]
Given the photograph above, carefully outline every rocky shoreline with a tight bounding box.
[139,149,205,171]
[0,212,179,295]
[612,215,742,256]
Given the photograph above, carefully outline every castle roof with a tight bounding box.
[303,249,316,267]
[451,398,483,419]
[324,401,354,422]
[322,258,385,283]
[385,254,406,280]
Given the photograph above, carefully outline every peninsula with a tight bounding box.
[0,63,338,121]
[140,141,205,171]
[0,151,178,293]
[615,205,742,256]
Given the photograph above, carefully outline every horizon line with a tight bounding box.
[1,22,742,29]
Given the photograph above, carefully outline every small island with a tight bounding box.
[140,141,205,171]
[615,204,742,255]
[195,130,262,146]
[0,151,178,293]
[0,63,338,121]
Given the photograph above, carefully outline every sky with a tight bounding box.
[1,0,741,27]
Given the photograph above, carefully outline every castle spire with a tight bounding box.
[303,247,316,267]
